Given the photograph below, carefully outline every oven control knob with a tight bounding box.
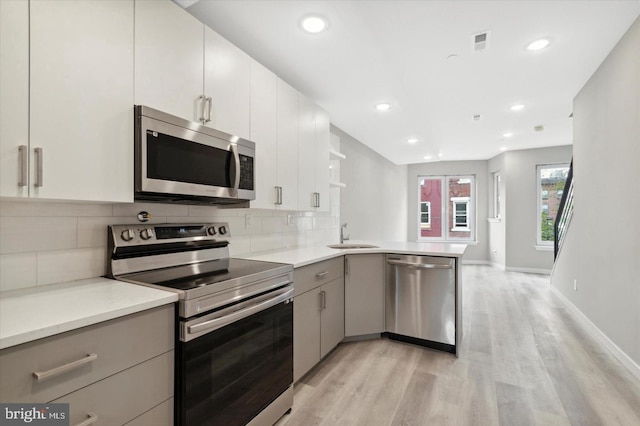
[140,228,154,240]
[207,226,217,236]
[121,229,135,242]
[218,226,227,235]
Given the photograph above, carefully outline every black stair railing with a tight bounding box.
[554,159,574,259]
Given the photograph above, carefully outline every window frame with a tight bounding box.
[420,201,431,229]
[417,174,476,242]
[536,163,570,247]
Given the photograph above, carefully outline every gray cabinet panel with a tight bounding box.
[53,352,173,426]
[293,289,321,382]
[125,398,173,426]
[294,257,344,296]
[320,278,345,359]
[0,305,174,403]
[345,254,385,337]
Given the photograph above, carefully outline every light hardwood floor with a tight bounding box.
[277,265,640,426]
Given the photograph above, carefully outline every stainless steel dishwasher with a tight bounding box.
[385,254,456,353]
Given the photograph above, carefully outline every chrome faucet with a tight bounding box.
[340,223,349,244]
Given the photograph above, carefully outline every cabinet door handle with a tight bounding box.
[315,271,329,278]
[34,147,43,187]
[199,95,207,123]
[33,353,98,382]
[206,96,213,123]
[345,257,349,275]
[316,192,320,208]
[18,145,28,187]
[318,290,326,311]
[275,186,282,205]
[74,412,98,426]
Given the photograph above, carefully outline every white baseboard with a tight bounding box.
[490,262,506,270]
[505,266,551,275]
[551,287,640,382]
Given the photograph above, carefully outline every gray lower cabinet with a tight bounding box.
[293,258,344,382]
[345,254,385,337]
[0,304,175,425]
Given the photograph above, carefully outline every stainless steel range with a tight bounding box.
[107,223,293,426]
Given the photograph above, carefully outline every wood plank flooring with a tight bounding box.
[276,265,640,426]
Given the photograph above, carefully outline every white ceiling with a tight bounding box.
[180,1,640,165]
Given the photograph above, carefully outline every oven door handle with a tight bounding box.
[187,286,294,336]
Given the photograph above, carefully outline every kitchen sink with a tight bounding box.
[327,244,379,249]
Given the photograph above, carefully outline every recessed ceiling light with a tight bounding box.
[376,103,392,111]
[499,146,508,151]
[438,153,444,158]
[408,138,419,144]
[424,155,433,160]
[300,15,329,34]
[527,39,550,51]
[502,132,513,138]
[510,104,525,111]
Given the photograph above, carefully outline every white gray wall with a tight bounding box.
[333,125,408,242]
[551,17,640,368]
[504,146,573,273]
[407,160,489,263]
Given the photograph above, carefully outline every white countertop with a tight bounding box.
[239,240,467,268]
[0,277,178,350]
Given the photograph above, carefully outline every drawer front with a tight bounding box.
[53,351,174,426]
[0,304,174,403]
[294,257,344,296]
[126,398,173,426]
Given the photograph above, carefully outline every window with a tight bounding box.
[418,175,475,241]
[451,197,470,230]
[420,201,431,229]
[537,163,570,246]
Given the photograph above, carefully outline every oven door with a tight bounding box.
[177,286,293,426]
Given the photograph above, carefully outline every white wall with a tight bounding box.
[504,146,573,273]
[333,125,408,242]
[407,160,489,262]
[552,17,640,368]
[0,200,339,292]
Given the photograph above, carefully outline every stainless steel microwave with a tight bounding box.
[134,105,255,206]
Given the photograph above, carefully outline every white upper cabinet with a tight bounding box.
[27,0,134,202]
[298,95,330,212]
[250,60,278,209]
[135,1,251,138]
[134,0,204,123]
[276,80,299,211]
[0,0,29,198]
[314,106,330,212]
[204,28,251,139]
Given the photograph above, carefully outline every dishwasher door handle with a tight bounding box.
[386,259,453,270]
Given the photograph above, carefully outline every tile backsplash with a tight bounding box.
[0,193,340,292]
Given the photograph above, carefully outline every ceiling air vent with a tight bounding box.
[472,31,490,52]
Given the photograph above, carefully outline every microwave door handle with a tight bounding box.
[230,144,240,197]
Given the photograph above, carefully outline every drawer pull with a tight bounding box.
[315,271,329,278]
[33,353,98,382]
[74,412,98,426]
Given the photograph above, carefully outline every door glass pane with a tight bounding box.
[419,178,442,238]
[448,177,471,239]
[539,165,569,242]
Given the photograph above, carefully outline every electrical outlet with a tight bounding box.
[287,214,294,227]
[245,214,252,228]
[573,279,577,291]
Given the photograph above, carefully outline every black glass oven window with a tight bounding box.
[147,131,232,188]
[177,301,293,426]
